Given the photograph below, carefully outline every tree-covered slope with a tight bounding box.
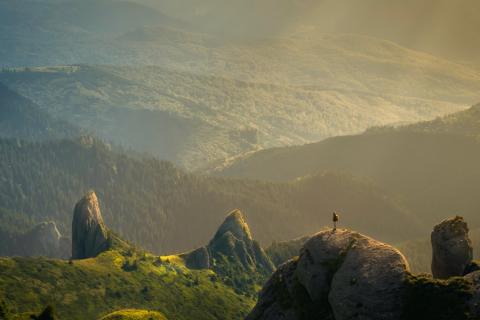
[0,61,472,170]
[0,82,80,140]
[0,137,417,255]
[218,104,480,231]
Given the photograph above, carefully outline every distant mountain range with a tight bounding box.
[1,46,477,169]
[2,1,480,170]
[217,104,480,233]
[138,0,480,63]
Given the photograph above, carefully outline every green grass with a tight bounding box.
[0,250,254,320]
[99,309,167,320]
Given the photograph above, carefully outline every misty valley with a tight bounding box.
[1,1,480,319]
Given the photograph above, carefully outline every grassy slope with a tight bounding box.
[99,309,167,320]
[0,250,253,320]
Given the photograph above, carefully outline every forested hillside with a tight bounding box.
[0,137,418,254]
[0,59,473,169]
[0,82,80,140]
[218,104,480,233]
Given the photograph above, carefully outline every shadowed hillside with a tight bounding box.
[0,137,418,255]
[0,82,80,140]
[218,104,480,232]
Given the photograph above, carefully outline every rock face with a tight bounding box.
[21,221,70,259]
[72,191,110,259]
[431,216,473,279]
[181,209,275,296]
[207,209,275,273]
[247,229,410,320]
[1,221,71,259]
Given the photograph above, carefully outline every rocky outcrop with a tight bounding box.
[247,229,410,320]
[207,210,275,273]
[21,221,70,259]
[181,209,275,295]
[431,216,473,279]
[0,221,70,259]
[182,209,274,274]
[72,191,110,259]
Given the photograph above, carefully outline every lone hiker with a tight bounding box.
[333,212,339,230]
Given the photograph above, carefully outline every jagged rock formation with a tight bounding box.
[21,221,70,259]
[431,216,473,279]
[181,209,275,295]
[0,221,70,259]
[183,209,274,273]
[208,210,275,273]
[247,229,410,320]
[72,191,110,259]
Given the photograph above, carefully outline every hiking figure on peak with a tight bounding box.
[333,212,339,231]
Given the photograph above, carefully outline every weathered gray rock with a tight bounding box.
[247,261,301,320]
[72,191,110,259]
[431,216,473,279]
[247,229,410,320]
[4,221,71,259]
[23,221,71,259]
[328,233,410,320]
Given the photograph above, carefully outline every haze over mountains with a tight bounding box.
[2,0,480,170]
[140,0,480,63]
[3,1,480,319]
[218,104,480,236]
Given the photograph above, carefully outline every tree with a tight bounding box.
[30,306,56,320]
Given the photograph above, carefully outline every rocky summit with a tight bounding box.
[247,229,410,320]
[207,210,275,273]
[72,191,110,259]
[431,216,473,279]
[248,218,480,320]
[181,209,275,295]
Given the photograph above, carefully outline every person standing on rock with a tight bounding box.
[333,212,339,231]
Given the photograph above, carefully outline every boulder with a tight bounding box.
[431,216,473,279]
[72,191,110,259]
[247,229,410,320]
